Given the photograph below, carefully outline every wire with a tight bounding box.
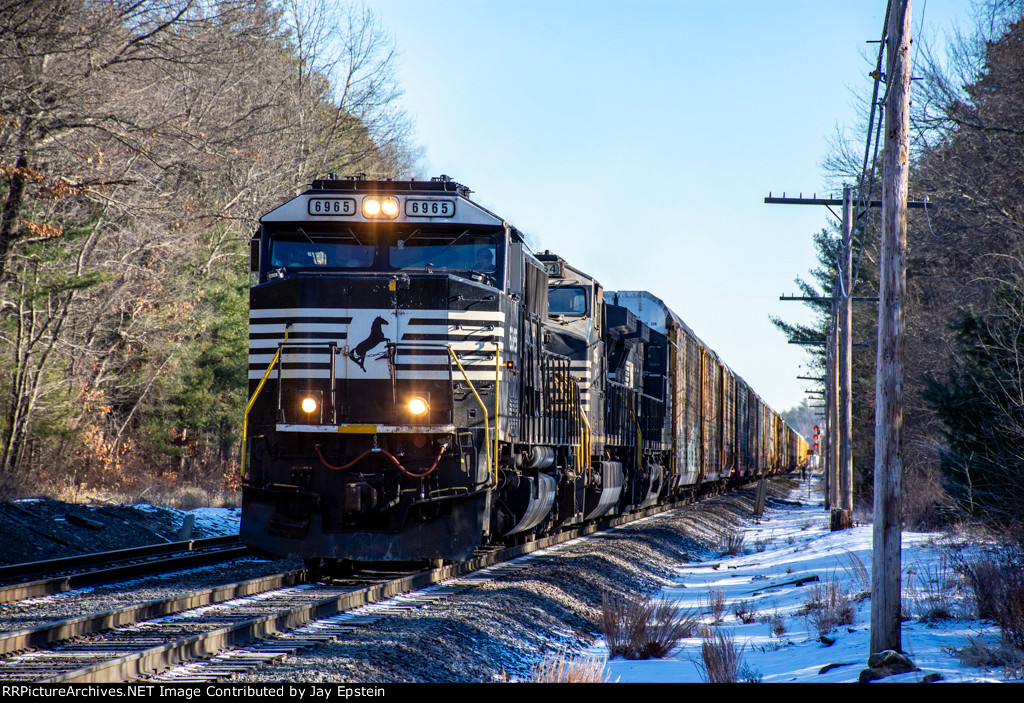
[845,0,893,300]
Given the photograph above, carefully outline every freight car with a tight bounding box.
[239,176,806,564]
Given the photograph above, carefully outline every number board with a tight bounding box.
[308,197,356,216]
[405,199,456,218]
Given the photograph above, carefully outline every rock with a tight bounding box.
[859,650,919,683]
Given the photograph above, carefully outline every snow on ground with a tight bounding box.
[129,503,240,538]
[186,506,241,536]
[594,477,1012,683]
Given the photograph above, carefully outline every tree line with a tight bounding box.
[0,0,416,500]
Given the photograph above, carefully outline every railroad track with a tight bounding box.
[0,495,694,683]
[0,537,249,604]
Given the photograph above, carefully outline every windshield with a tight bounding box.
[270,232,374,269]
[549,286,588,316]
[263,227,502,278]
[389,232,496,272]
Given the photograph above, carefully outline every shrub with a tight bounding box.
[698,628,744,683]
[841,550,870,596]
[906,553,958,622]
[706,586,726,624]
[953,533,1024,650]
[802,578,854,636]
[759,607,786,637]
[531,648,613,683]
[732,600,757,624]
[946,635,1024,680]
[601,591,699,659]
[719,530,745,556]
[957,549,1004,621]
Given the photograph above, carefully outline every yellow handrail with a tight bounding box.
[494,343,500,485]
[553,370,590,474]
[241,327,289,477]
[447,345,496,485]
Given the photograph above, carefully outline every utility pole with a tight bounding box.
[829,294,840,512]
[871,0,911,656]
[837,187,854,530]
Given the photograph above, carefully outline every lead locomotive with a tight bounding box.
[240,176,805,563]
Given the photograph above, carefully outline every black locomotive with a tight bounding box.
[239,176,807,563]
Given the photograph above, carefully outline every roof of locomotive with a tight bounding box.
[534,250,604,290]
[259,175,524,238]
[605,290,706,349]
[606,290,767,397]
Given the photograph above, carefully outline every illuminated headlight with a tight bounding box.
[407,397,429,416]
[362,198,381,217]
[301,397,318,413]
[362,196,400,219]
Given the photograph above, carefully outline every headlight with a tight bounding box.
[380,197,400,217]
[362,196,400,219]
[362,197,381,217]
[407,397,429,416]
[301,397,318,413]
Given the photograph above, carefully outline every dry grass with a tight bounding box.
[841,550,870,596]
[698,627,744,683]
[601,591,699,659]
[906,553,959,622]
[801,577,855,636]
[732,600,757,624]
[946,636,1024,680]
[719,530,746,556]
[757,605,787,637]
[530,648,614,683]
[706,586,726,624]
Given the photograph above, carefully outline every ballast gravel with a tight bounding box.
[232,478,802,683]
[0,557,302,633]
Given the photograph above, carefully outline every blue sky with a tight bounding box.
[369,0,975,412]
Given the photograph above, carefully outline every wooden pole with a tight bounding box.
[829,300,839,512]
[871,0,911,655]
[822,329,832,510]
[839,186,854,528]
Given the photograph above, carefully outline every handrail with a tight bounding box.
[553,371,590,475]
[447,345,496,485]
[241,327,289,477]
[494,342,500,486]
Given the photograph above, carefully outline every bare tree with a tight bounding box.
[0,0,416,494]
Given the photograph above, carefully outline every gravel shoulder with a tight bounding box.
[0,499,229,566]
[0,496,299,634]
[234,477,802,683]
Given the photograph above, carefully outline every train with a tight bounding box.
[239,175,808,565]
